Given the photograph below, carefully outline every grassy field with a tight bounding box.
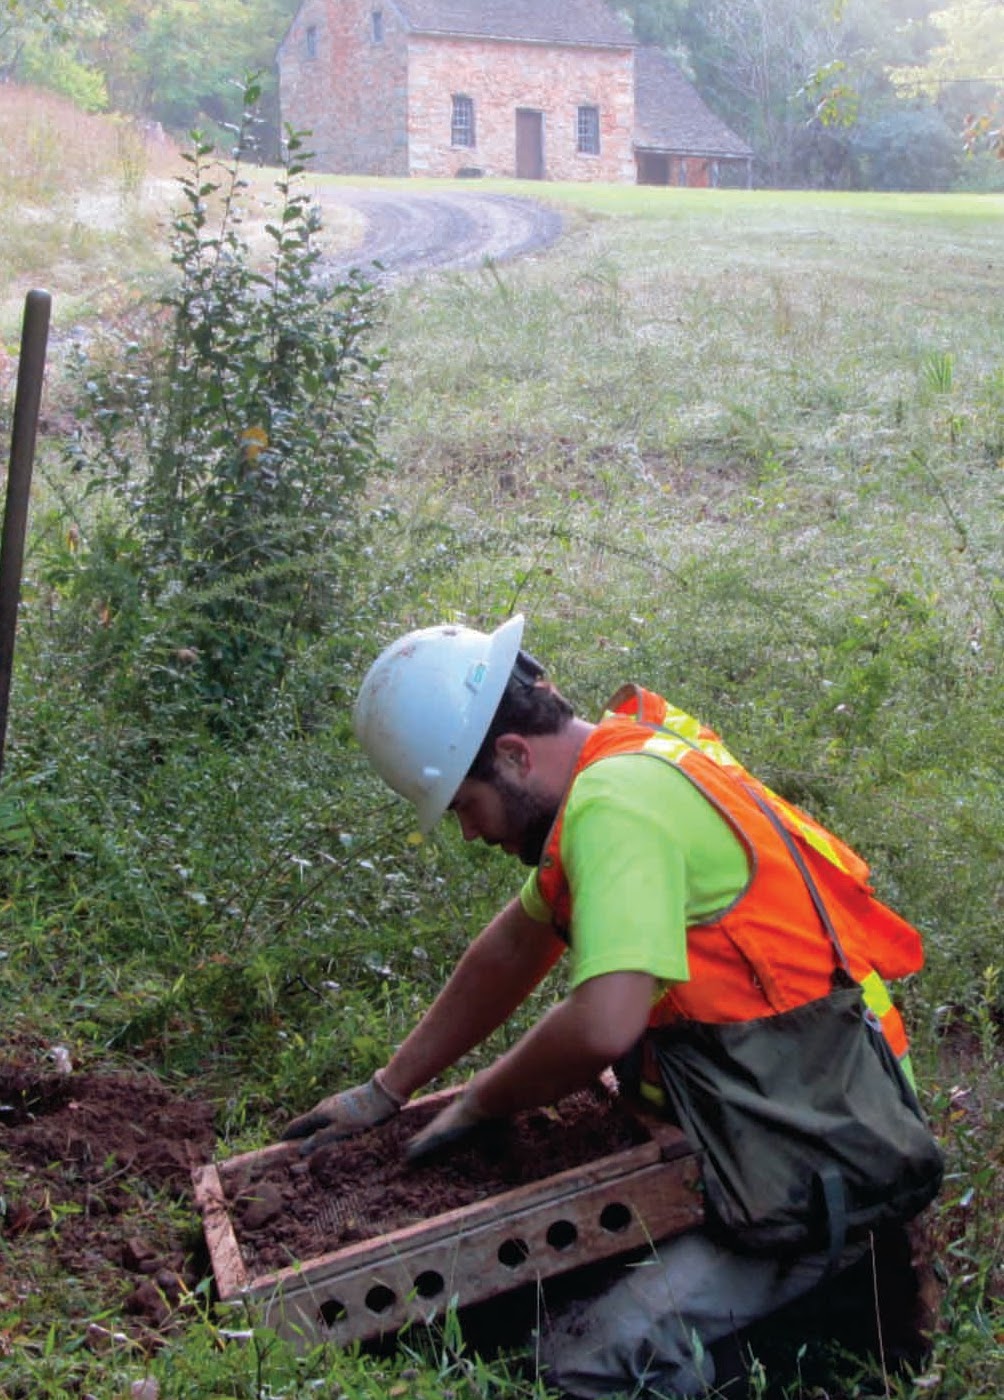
[1,90,1002,1398]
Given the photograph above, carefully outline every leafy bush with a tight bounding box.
[49,78,387,735]
[850,106,961,191]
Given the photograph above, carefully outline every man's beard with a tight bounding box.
[493,771,559,867]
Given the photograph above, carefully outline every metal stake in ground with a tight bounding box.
[0,289,52,782]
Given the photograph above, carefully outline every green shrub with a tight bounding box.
[49,78,387,736]
[849,107,961,191]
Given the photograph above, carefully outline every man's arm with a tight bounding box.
[283,897,563,1146]
[403,968,655,1159]
[468,970,655,1118]
[380,896,564,1099]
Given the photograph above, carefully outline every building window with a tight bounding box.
[577,105,600,155]
[451,94,475,148]
[371,10,383,43]
[305,24,318,59]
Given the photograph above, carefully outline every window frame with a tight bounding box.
[576,104,600,156]
[451,93,476,149]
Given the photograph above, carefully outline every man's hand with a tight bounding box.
[406,1085,493,1163]
[281,1070,405,1152]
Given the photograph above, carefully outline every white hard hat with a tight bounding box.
[353,614,526,832]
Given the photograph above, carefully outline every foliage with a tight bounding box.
[848,105,962,190]
[44,80,387,735]
[0,0,100,92]
[15,30,108,110]
[0,0,296,143]
[890,1,1004,111]
[615,0,991,189]
[104,0,295,143]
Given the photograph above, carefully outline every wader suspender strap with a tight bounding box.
[736,783,853,977]
[731,780,855,1271]
[645,716,853,973]
[651,721,857,1268]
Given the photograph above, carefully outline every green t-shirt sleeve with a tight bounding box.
[520,868,552,923]
[522,754,749,990]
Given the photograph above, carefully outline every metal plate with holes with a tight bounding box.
[192,1091,703,1348]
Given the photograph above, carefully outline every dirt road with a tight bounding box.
[311,185,564,282]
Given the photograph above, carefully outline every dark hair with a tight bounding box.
[465,650,574,782]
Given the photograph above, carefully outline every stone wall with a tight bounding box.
[406,37,635,182]
[278,0,409,176]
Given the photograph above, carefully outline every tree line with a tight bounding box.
[3,0,1002,188]
[619,0,1003,188]
[1,0,296,140]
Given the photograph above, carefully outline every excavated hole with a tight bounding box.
[0,1071,73,1126]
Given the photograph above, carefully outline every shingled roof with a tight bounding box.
[634,46,753,160]
[393,0,634,48]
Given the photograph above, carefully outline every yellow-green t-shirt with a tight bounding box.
[520,753,750,989]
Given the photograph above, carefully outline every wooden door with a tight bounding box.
[515,109,544,180]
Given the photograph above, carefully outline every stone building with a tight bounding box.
[277,0,753,187]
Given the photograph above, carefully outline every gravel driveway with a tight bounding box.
[311,186,564,282]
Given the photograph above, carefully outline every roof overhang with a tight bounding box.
[634,143,753,161]
[409,29,634,49]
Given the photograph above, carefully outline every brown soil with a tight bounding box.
[0,1058,642,1345]
[0,1058,217,1340]
[225,1089,647,1275]
[0,1052,951,1374]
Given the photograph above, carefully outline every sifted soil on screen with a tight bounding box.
[225,1089,649,1275]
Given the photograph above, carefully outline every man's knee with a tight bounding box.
[539,1319,715,1399]
[536,1256,719,1399]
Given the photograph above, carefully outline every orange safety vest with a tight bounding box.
[537,684,923,1071]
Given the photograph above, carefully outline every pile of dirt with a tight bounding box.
[226,1089,647,1275]
[0,1059,217,1337]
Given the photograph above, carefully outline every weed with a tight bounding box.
[921,350,955,395]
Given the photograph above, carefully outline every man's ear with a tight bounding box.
[493,733,532,775]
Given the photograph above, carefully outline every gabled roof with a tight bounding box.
[634,46,753,160]
[392,0,634,48]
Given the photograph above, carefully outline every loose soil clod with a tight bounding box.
[0,1061,217,1338]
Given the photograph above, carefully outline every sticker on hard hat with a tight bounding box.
[465,661,488,693]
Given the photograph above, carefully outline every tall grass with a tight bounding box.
[0,85,179,333]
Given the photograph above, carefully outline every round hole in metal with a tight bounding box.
[545,1219,578,1251]
[414,1269,445,1299]
[318,1297,347,1327]
[365,1283,397,1314]
[498,1237,531,1269]
[599,1201,632,1233]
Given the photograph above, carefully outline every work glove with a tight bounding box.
[281,1069,406,1152]
[405,1084,494,1164]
